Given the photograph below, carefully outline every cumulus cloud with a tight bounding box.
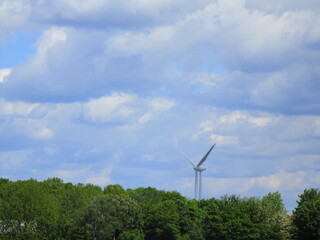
[106,0,320,70]
[0,0,32,44]
[83,93,136,122]
[1,0,319,114]
[172,169,320,211]
[219,111,274,127]
[1,0,319,213]
[138,97,176,124]
[251,65,320,113]
[0,98,38,116]
[203,170,320,200]
[1,27,107,101]
[28,0,214,29]
[33,27,68,65]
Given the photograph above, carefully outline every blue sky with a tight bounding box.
[1,0,320,213]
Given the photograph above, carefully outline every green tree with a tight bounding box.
[293,188,320,240]
[261,192,291,240]
[128,187,203,239]
[81,194,143,240]
[200,195,262,240]
[46,179,103,240]
[128,187,166,205]
[176,199,205,240]
[199,198,221,240]
[0,179,59,240]
[118,229,145,240]
[144,199,181,240]
[104,184,126,195]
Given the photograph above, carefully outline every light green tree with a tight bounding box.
[261,192,291,240]
[81,194,143,240]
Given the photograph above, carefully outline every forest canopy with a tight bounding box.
[0,178,319,240]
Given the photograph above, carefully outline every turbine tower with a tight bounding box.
[181,144,216,200]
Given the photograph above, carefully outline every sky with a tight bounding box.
[1,0,320,213]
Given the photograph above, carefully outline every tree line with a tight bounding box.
[0,178,319,240]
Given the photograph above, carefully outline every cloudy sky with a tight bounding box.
[1,0,320,212]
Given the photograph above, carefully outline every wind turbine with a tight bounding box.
[181,144,216,200]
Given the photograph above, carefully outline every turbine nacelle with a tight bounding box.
[194,167,206,172]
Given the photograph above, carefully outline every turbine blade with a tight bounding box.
[180,151,195,167]
[196,143,216,167]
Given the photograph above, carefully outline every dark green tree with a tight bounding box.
[144,199,181,240]
[128,187,204,239]
[199,198,221,240]
[293,188,320,240]
[118,229,145,240]
[200,195,262,240]
[177,199,206,240]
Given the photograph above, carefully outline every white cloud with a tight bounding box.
[192,110,275,145]
[209,134,239,146]
[138,97,176,124]
[83,93,135,122]
[36,27,67,51]
[86,167,112,186]
[34,127,54,139]
[0,68,12,83]
[156,166,320,212]
[62,0,107,13]
[248,117,273,127]
[204,170,320,196]
[0,98,39,116]
[0,0,319,214]
[0,150,29,170]
[276,115,320,140]
[106,25,175,57]
[0,0,31,44]
[33,27,67,66]
[54,169,86,182]
[2,0,319,112]
[193,72,220,87]
[255,171,305,191]
[219,111,274,127]
[245,0,320,12]
[105,0,320,71]
[149,97,176,111]
[251,65,320,112]
[47,102,82,120]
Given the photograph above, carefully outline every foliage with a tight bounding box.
[1,178,316,240]
[261,192,291,240]
[292,188,320,240]
[104,184,126,195]
[199,194,291,240]
[118,229,145,240]
[0,179,59,239]
[81,194,143,240]
[201,195,262,240]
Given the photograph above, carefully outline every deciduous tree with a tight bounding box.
[293,188,320,240]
